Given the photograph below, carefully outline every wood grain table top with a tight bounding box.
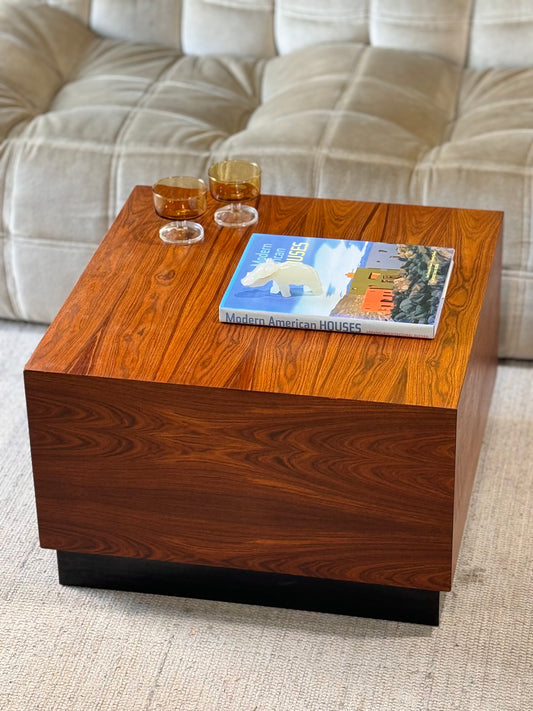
[26,188,503,410]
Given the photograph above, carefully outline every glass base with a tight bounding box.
[214,204,258,228]
[159,221,204,245]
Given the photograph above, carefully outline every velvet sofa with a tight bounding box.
[1,0,532,358]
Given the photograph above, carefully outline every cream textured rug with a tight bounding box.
[1,319,531,711]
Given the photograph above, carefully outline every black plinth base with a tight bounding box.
[57,551,441,626]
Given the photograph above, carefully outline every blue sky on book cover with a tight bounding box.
[221,233,454,325]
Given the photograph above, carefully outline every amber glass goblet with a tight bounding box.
[152,176,207,244]
[208,160,261,228]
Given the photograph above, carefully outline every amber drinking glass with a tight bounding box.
[152,176,207,244]
[208,160,261,228]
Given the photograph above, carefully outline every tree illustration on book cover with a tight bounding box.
[219,234,455,338]
[331,243,454,325]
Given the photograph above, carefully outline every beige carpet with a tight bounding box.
[1,319,531,711]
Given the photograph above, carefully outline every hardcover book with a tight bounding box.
[219,233,455,338]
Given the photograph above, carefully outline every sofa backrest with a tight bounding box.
[12,0,533,69]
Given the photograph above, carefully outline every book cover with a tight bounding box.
[219,233,455,338]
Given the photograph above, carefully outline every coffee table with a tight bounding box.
[24,188,502,625]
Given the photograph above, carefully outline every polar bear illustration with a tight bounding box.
[241,258,323,297]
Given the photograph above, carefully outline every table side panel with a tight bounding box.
[452,227,502,572]
[24,371,457,591]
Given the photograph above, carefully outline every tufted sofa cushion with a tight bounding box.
[16,0,533,69]
[1,1,533,358]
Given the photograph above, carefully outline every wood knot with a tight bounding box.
[155,270,176,284]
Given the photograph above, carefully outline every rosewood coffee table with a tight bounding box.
[24,188,502,625]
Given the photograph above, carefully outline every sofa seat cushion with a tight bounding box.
[0,5,459,319]
[1,4,533,357]
[0,5,266,321]
[416,65,533,358]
